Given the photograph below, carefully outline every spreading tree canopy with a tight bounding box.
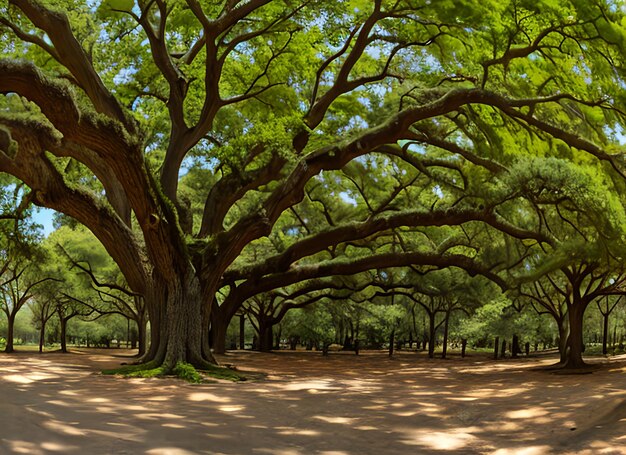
[1,0,626,370]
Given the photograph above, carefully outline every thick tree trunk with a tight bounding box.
[563,304,587,369]
[143,295,162,363]
[201,277,226,361]
[5,314,15,353]
[210,310,228,355]
[142,271,214,370]
[258,322,273,352]
[511,334,520,359]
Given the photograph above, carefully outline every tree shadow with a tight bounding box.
[1,349,626,454]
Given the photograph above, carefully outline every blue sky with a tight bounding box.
[32,207,55,237]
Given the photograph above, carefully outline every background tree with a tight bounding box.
[514,157,626,368]
[29,278,61,353]
[0,222,49,352]
[55,294,95,353]
[596,295,623,355]
[51,225,149,355]
[519,277,570,362]
[242,289,339,352]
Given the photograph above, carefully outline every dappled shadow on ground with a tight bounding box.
[1,349,626,454]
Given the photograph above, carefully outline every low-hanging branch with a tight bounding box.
[223,206,553,283]
[56,244,141,298]
[219,250,507,326]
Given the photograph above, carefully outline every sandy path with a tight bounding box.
[1,349,626,454]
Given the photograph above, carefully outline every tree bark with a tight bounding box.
[141,271,214,370]
[511,334,520,359]
[39,321,46,353]
[5,314,15,353]
[563,303,587,369]
[210,310,228,355]
[142,294,162,364]
[258,322,273,352]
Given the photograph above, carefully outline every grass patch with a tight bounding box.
[103,362,164,378]
[103,361,246,383]
[173,362,203,383]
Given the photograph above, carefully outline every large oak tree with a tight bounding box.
[1,0,626,371]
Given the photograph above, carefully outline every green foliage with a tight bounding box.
[0,306,38,344]
[282,305,335,344]
[457,297,514,341]
[172,361,203,383]
[457,296,556,346]
[4,0,626,368]
[98,0,134,16]
[103,363,165,378]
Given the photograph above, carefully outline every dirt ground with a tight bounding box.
[1,349,626,454]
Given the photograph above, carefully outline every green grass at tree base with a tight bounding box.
[103,361,246,383]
